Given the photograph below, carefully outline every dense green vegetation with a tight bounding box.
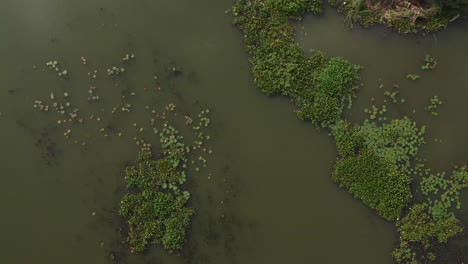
[297,57,361,127]
[331,117,425,221]
[233,0,360,128]
[333,149,412,220]
[233,1,467,263]
[119,126,194,252]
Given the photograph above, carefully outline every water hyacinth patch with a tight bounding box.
[120,130,194,253]
[425,95,442,116]
[421,166,468,221]
[393,203,463,264]
[332,149,412,221]
[233,0,360,129]
[421,54,437,70]
[359,117,426,170]
[406,73,420,81]
[231,1,467,263]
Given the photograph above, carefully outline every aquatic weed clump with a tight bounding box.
[421,166,468,221]
[391,166,467,263]
[267,0,323,16]
[331,116,426,221]
[233,0,315,97]
[233,0,360,129]
[360,117,426,170]
[392,203,464,264]
[296,57,361,127]
[332,149,412,220]
[119,129,194,253]
[424,95,442,116]
[233,0,466,262]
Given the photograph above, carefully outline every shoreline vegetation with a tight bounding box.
[330,0,468,34]
[232,0,467,263]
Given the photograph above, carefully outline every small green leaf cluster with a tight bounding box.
[359,117,426,170]
[384,90,399,103]
[120,128,194,253]
[421,166,468,221]
[424,95,442,116]
[421,55,437,70]
[363,104,387,121]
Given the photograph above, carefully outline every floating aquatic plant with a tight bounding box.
[424,95,442,116]
[421,166,468,221]
[406,73,420,81]
[107,66,125,76]
[421,54,437,70]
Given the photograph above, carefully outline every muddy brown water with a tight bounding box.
[0,1,466,263]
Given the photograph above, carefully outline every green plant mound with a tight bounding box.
[393,203,464,264]
[333,150,411,220]
[120,131,194,252]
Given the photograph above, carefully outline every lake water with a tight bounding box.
[0,1,466,263]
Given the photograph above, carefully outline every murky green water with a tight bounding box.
[0,1,466,263]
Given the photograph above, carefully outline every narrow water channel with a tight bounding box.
[0,1,465,263]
